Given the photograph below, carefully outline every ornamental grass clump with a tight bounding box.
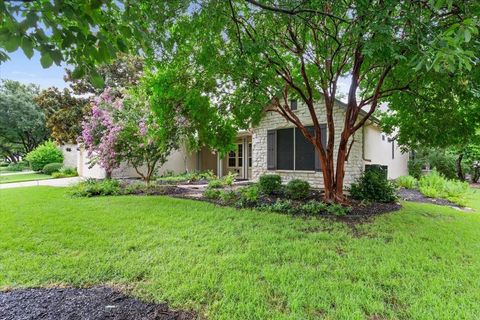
[418,169,469,206]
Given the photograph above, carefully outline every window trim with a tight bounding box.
[227,143,244,168]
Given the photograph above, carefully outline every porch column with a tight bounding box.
[217,153,223,178]
[242,137,248,180]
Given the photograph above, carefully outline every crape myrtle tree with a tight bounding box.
[3,0,479,202]
[81,87,180,183]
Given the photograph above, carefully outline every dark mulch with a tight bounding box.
[397,188,458,207]
[0,287,196,320]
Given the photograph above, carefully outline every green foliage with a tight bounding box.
[6,162,25,172]
[285,179,311,200]
[396,175,418,189]
[267,199,295,215]
[428,151,457,180]
[25,141,63,172]
[326,203,351,217]
[207,179,224,189]
[237,184,260,207]
[418,169,469,206]
[203,188,221,200]
[42,162,63,175]
[299,200,328,216]
[69,179,121,197]
[408,159,424,179]
[219,190,238,204]
[349,169,397,203]
[51,167,78,178]
[258,174,282,195]
[222,172,237,186]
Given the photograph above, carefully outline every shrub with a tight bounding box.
[349,169,397,203]
[6,162,24,172]
[299,200,328,215]
[258,174,282,195]
[396,175,417,189]
[69,179,120,197]
[418,169,469,205]
[51,167,78,178]
[222,172,237,186]
[408,159,424,179]
[42,162,63,175]
[123,182,148,195]
[207,179,224,189]
[219,190,238,204]
[236,184,260,207]
[25,141,63,172]
[428,151,457,180]
[326,203,351,216]
[285,179,311,200]
[203,188,221,200]
[0,162,9,167]
[268,199,295,214]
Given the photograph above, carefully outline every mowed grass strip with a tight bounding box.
[1,187,479,319]
[0,173,51,184]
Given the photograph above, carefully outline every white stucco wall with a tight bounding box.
[59,143,78,168]
[77,144,198,179]
[251,101,364,188]
[363,124,409,179]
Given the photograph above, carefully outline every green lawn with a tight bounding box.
[1,188,479,319]
[0,172,51,184]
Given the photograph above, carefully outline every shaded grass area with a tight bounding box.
[0,173,51,184]
[1,187,480,319]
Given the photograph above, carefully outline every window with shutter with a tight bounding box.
[295,126,315,170]
[277,128,294,170]
[267,130,276,170]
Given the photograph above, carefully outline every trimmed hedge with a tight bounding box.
[258,174,282,194]
[43,162,63,175]
[285,179,310,200]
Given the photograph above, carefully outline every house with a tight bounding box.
[72,99,408,187]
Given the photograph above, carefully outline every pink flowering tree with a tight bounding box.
[81,87,179,183]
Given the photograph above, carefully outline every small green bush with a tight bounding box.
[42,162,63,175]
[69,179,121,197]
[219,190,238,204]
[408,159,424,179]
[418,169,469,205]
[25,141,63,172]
[0,162,8,167]
[326,203,351,216]
[236,184,260,207]
[285,179,311,200]
[258,174,282,195]
[222,172,237,186]
[268,199,295,214]
[299,200,328,215]
[349,169,397,203]
[207,179,224,189]
[6,162,24,172]
[52,167,78,178]
[396,175,417,189]
[203,188,221,199]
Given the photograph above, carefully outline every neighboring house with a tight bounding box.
[73,99,408,188]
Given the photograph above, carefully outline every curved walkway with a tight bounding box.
[0,177,80,189]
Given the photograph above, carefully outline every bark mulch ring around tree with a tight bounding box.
[0,287,196,320]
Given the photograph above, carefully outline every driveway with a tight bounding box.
[0,177,81,189]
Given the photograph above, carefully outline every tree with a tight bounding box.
[81,87,180,183]
[4,0,479,202]
[0,80,48,162]
[34,88,88,144]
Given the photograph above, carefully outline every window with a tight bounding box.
[228,150,236,167]
[290,99,297,110]
[238,143,243,167]
[228,144,243,167]
[271,126,319,171]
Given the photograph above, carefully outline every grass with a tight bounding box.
[1,188,480,319]
[0,172,51,184]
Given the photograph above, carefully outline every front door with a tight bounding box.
[226,137,252,180]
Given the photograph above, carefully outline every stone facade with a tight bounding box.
[251,101,364,189]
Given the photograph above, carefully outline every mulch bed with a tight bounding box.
[0,287,196,320]
[397,188,459,207]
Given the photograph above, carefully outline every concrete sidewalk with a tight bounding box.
[0,170,35,176]
[0,177,81,189]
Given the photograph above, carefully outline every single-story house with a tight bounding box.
[67,99,408,188]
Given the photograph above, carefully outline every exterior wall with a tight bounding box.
[78,144,199,179]
[251,101,364,188]
[59,144,78,168]
[363,124,409,179]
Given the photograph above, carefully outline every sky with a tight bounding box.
[0,50,69,89]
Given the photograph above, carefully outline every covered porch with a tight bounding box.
[196,133,252,180]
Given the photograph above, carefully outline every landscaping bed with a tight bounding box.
[0,287,194,320]
[397,187,459,207]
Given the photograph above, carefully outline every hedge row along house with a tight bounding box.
[65,98,408,189]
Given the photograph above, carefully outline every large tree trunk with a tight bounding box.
[456,153,464,181]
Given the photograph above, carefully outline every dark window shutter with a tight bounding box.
[315,124,327,171]
[295,126,315,170]
[290,99,297,110]
[267,130,276,170]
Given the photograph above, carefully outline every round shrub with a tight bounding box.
[349,169,397,203]
[25,141,63,172]
[42,162,63,175]
[285,179,311,200]
[6,162,24,172]
[258,174,282,194]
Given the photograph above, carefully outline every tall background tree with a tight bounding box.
[0,80,48,162]
[34,88,88,144]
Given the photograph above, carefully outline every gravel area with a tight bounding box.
[0,287,195,320]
